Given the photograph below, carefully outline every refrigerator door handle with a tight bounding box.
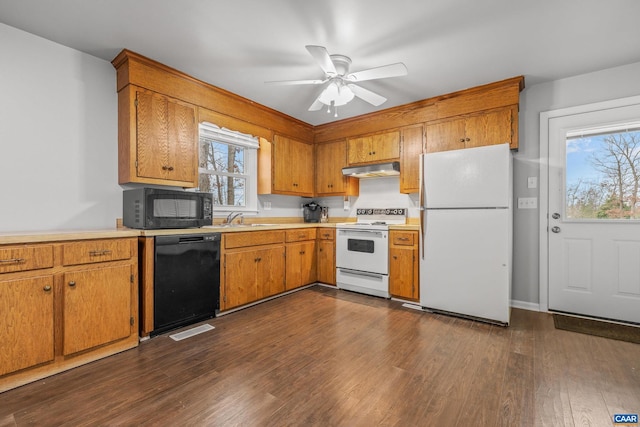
[419,153,425,260]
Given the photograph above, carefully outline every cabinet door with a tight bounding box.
[63,265,133,356]
[256,246,285,299]
[347,136,371,164]
[135,90,197,186]
[273,135,314,196]
[464,108,512,149]
[317,239,335,285]
[285,241,316,290]
[400,126,424,193]
[425,118,466,153]
[389,246,418,300]
[0,276,54,376]
[224,250,259,309]
[316,140,345,194]
[370,131,400,162]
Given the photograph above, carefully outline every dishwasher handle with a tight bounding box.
[155,233,221,246]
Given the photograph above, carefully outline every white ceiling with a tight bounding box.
[2,0,640,126]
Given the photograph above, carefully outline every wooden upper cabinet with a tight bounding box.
[315,140,359,196]
[347,130,400,165]
[271,134,314,196]
[426,107,514,153]
[399,125,424,194]
[124,88,198,187]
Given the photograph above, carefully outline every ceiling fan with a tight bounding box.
[266,45,408,116]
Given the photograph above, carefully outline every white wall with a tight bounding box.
[513,60,640,305]
[0,23,120,233]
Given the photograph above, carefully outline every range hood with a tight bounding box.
[342,161,400,178]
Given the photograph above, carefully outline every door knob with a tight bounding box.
[551,226,561,233]
[552,213,560,219]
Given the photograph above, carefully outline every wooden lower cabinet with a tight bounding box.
[224,245,285,309]
[316,229,335,285]
[0,237,139,393]
[221,230,286,310]
[285,229,316,290]
[0,276,54,377]
[63,264,134,356]
[389,230,419,301]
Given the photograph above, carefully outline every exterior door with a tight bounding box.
[547,102,640,324]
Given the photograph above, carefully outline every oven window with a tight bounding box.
[347,239,374,253]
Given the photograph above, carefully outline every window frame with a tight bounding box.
[198,122,259,214]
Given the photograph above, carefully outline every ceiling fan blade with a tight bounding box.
[308,96,325,111]
[265,79,326,86]
[347,84,387,106]
[305,45,337,76]
[346,63,408,82]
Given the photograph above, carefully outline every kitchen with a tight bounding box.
[2,1,640,425]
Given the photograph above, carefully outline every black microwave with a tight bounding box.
[123,188,213,229]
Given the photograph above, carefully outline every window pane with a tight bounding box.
[198,174,246,207]
[199,139,245,174]
[566,125,640,220]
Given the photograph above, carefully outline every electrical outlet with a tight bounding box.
[517,197,537,209]
[263,201,271,210]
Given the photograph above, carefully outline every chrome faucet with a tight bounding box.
[226,212,244,224]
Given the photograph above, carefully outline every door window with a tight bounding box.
[565,123,640,220]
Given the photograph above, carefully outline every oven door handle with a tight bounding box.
[337,268,384,279]
[338,230,385,238]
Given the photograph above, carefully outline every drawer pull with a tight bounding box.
[43,285,52,292]
[398,237,410,241]
[89,250,112,256]
[68,281,76,287]
[0,258,26,264]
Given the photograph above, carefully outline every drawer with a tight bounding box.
[391,232,416,246]
[0,245,54,274]
[224,230,285,249]
[317,229,335,241]
[62,239,132,266]
[285,228,317,243]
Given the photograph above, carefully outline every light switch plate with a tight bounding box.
[527,177,538,189]
[518,197,537,209]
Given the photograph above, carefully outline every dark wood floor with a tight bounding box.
[1,285,639,426]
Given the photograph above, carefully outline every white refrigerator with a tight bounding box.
[419,143,512,325]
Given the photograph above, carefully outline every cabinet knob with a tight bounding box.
[68,281,76,287]
[43,285,52,292]
[459,138,465,143]
[465,138,470,142]
[393,255,398,260]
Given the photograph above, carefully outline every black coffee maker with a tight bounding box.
[303,201,323,223]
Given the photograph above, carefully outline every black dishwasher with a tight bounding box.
[153,233,221,336]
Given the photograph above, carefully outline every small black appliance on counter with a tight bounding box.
[303,201,324,223]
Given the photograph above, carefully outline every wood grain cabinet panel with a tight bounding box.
[118,86,198,187]
[271,134,314,196]
[0,276,54,376]
[285,241,316,290]
[426,107,514,153]
[315,140,359,196]
[63,265,134,356]
[389,230,419,301]
[316,229,335,286]
[347,131,400,165]
[62,239,132,266]
[400,125,424,194]
[0,245,53,274]
[221,231,286,310]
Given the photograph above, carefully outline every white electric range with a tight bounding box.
[335,208,407,298]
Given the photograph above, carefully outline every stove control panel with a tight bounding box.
[356,208,407,216]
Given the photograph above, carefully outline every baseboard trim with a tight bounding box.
[511,299,540,312]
